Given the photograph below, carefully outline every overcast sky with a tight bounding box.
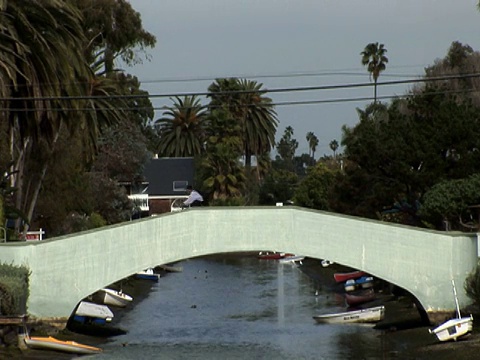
[125,0,480,157]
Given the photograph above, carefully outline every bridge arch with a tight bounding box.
[0,207,477,324]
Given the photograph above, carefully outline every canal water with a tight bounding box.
[10,253,446,359]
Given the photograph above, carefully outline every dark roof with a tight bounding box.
[143,157,195,196]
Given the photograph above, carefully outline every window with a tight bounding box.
[173,180,188,192]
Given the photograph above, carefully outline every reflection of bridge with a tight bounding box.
[0,207,477,324]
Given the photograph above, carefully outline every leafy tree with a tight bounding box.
[258,169,298,205]
[77,0,156,74]
[200,110,245,204]
[338,89,480,225]
[361,42,388,103]
[155,96,207,157]
[294,162,337,210]
[419,174,480,231]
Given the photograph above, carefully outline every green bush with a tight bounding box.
[465,262,480,307]
[0,263,29,315]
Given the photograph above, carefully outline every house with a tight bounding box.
[126,157,195,216]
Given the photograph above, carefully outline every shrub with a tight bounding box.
[0,263,29,315]
[465,263,480,307]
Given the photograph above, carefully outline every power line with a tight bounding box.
[4,86,479,113]
[0,73,478,103]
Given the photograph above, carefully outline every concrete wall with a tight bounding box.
[0,207,477,322]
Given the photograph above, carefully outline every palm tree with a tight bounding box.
[361,42,388,103]
[155,96,207,157]
[306,132,314,157]
[208,78,278,168]
[329,140,339,158]
[308,133,319,161]
[0,1,95,234]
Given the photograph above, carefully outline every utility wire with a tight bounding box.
[0,73,478,103]
[4,86,479,113]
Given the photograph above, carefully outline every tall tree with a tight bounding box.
[208,78,278,168]
[309,133,319,160]
[306,132,314,157]
[155,96,207,157]
[361,42,388,103]
[275,126,298,172]
[200,109,245,204]
[329,139,339,158]
[1,0,94,235]
[77,0,156,75]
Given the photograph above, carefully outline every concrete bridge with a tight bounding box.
[0,206,477,325]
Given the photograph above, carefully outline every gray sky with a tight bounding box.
[125,0,480,157]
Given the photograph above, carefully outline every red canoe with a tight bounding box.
[345,289,375,306]
[334,270,367,283]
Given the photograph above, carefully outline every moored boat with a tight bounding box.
[345,289,375,306]
[278,255,305,264]
[96,288,133,308]
[75,301,114,322]
[334,270,367,283]
[135,268,160,281]
[313,305,385,324]
[258,251,294,260]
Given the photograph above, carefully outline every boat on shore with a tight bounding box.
[23,335,102,354]
[429,279,474,341]
[313,305,385,324]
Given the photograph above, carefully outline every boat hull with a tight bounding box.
[24,336,101,354]
[345,289,375,306]
[76,301,114,321]
[334,271,367,283]
[99,288,133,308]
[313,305,385,324]
[429,315,473,341]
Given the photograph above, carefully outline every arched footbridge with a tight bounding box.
[0,206,477,324]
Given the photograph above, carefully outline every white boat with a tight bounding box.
[75,301,114,322]
[23,335,102,355]
[429,316,473,341]
[136,268,161,281]
[278,255,305,264]
[97,288,133,308]
[429,279,473,341]
[313,305,385,324]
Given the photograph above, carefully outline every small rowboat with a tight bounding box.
[334,270,367,283]
[97,288,133,308]
[278,255,305,264]
[24,335,102,355]
[75,301,114,322]
[313,305,385,324]
[345,289,375,306]
[135,268,160,281]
